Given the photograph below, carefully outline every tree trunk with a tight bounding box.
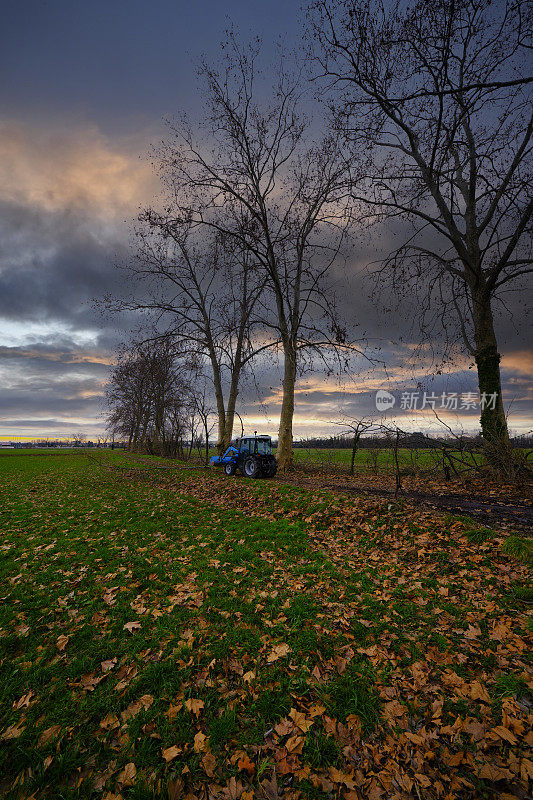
[350,433,360,476]
[210,360,226,454]
[223,368,241,451]
[277,343,297,470]
[471,291,512,468]
[204,420,210,465]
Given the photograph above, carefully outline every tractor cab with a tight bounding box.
[210,434,277,479]
[236,436,273,456]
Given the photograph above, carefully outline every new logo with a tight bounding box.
[375,390,396,411]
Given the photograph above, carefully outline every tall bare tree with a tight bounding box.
[161,35,352,468]
[110,223,271,452]
[310,0,532,470]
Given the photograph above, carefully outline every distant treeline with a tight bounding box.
[293,434,533,450]
[2,441,127,449]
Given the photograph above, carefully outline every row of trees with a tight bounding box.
[105,343,213,459]
[106,0,531,472]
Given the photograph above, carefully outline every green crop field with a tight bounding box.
[292,448,447,470]
[203,447,484,473]
[0,451,531,799]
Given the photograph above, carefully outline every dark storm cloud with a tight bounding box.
[0,389,102,416]
[1,419,101,429]
[0,199,126,325]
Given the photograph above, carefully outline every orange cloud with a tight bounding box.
[502,350,533,375]
[0,120,158,219]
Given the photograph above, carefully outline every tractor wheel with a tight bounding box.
[224,462,236,476]
[263,458,278,478]
[243,455,261,479]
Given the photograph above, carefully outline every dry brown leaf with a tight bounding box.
[274,718,293,736]
[492,725,518,744]
[184,698,204,718]
[13,691,34,710]
[237,752,255,775]
[289,708,313,733]
[405,731,424,745]
[117,762,136,788]
[266,643,290,663]
[470,680,490,703]
[285,734,304,754]
[328,767,357,789]
[478,764,513,781]
[100,712,120,731]
[38,725,61,747]
[193,731,207,752]
[123,621,141,633]
[521,758,533,781]
[162,745,181,762]
[1,723,24,740]
[202,751,217,777]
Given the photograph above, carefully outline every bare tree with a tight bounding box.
[191,380,216,464]
[160,35,353,468]
[112,221,272,453]
[310,0,532,471]
[70,432,87,447]
[105,340,197,457]
[332,417,379,474]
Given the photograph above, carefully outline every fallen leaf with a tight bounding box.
[289,708,314,733]
[267,643,290,663]
[479,764,513,781]
[328,767,356,789]
[184,698,204,718]
[193,731,207,752]
[57,635,69,651]
[202,751,217,777]
[521,758,533,781]
[117,762,136,788]
[1,723,24,740]
[100,713,120,731]
[274,718,293,736]
[121,694,154,722]
[405,731,424,745]
[13,691,34,710]
[285,734,304,754]
[123,621,141,633]
[38,725,61,747]
[162,745,181,762]
[470,680,490,703]
[237,752,255,774]
[492,725,517,744]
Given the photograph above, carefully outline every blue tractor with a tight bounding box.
[210,434,277,479]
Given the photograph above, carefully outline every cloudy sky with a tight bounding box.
[1,0,531,441]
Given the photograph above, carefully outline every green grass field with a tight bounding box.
[0,446,486,474]
[292,447,446,471]
[0,451,531,799]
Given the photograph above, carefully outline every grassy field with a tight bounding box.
[0,446,492,476]
[0,451,531,799]
[292,448,449,471]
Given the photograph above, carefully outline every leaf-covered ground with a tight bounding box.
[0,451,531,800]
